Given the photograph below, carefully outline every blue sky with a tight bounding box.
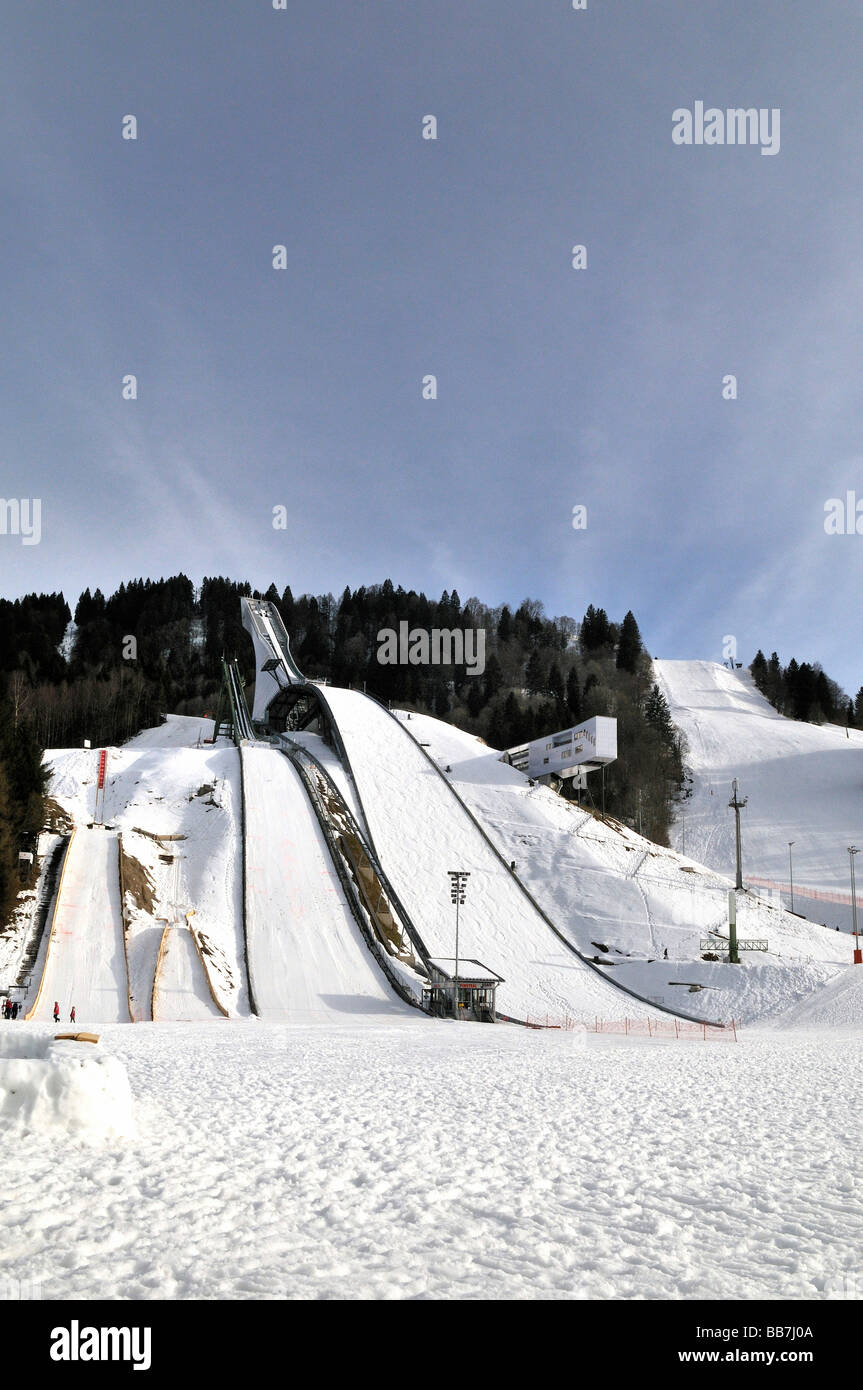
[2,1,862,690]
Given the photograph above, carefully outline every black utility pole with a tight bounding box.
[729,778,748,891]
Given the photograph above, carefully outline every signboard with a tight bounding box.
[97,749,107,790]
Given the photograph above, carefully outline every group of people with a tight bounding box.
[2,998,76,1022]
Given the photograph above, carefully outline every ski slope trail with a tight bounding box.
[317,688,669,1022]
[241,744,410,1022]
[28,828,129,1024]
[655,660,863,933]
[153,927,223,1021]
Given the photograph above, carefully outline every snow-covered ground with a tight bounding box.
[1,1017,860,1301]
[656,660,863,934]
[1,698,862,1303]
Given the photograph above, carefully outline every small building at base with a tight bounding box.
[423,958,503,1022]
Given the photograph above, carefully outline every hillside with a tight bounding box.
[655,660,863,934]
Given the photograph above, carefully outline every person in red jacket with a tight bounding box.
[53,1001,60,1024]
[70,1006,76,1024]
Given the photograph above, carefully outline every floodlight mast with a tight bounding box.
[728,779,748,891]
[448,871,470,1017]
[849,847,860,963]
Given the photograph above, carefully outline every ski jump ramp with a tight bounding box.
[315,687,667,1022]
[241,743,411,1022]
[27,827,130,1024]
[152,926,224,1022]
[241,598,304,722]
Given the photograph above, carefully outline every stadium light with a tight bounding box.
[849,847,861,964]
[447,871,470,1017]
[728,780,748,890]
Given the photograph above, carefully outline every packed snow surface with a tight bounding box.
[1,1018,860,1300]
[153,927,222,1022]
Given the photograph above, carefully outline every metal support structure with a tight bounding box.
[728,779,747,890]
[219,656,254,745]
[728,889,740,965]
[448,870,469,1018]
[849,846,861,964]
[788,841,794,913]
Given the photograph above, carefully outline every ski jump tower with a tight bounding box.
[240,597,305,725]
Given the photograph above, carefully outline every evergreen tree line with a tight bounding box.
[259,589,686,842]
[0,680,47,928]
[1,577,253,749]
[1,578,687,853]
[749,650,859,726]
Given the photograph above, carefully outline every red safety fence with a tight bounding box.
[524,1014,738,1041]
[593,1016,738,1041]
[747,875,853,907]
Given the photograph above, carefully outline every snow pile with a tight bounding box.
[0,1035,133,1141]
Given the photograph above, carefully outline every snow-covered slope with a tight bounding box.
[26,828,128,1025]
[317,688,677,1022]
[655,660,863,934]
[125,714,215,749]
[23,728,250,1021]
[382,709,849,1024]
[242,744,410,1022]
[17,688,862,1032]
[153,926,223,1022]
